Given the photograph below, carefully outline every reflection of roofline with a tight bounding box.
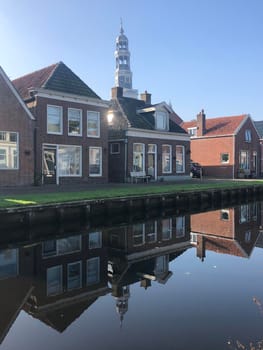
[127,241,192,263]
[31,286,110,314]
[0,286,34,345]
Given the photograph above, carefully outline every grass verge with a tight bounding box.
[0,180,263,209]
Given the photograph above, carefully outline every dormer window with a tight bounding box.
[188,127,197,137]
[156,111,168,131]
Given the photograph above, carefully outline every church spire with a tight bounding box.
[114,20,132,90]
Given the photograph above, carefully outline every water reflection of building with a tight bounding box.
[107,215,192,324]
[0,213,192,341]
[190,202,261,260]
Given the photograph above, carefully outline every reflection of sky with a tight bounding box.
[2,247,263,350]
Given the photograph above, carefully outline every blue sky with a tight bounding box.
[1,0,263,121]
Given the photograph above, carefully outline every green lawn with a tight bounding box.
[1,180,263,208]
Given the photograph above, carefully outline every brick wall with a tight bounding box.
[0,74,34,185]
[33,96,108,184]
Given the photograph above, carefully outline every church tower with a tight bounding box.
[114,21,138,99]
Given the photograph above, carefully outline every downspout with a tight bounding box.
[124,137,128,182]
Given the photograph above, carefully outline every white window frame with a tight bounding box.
[68,108,82,136]
[67,261,82,291]
[188,128,197,137]
[221,153,230,164]
[162,145,172,174]
[146,220,157,243]
[0,131,19,170]
[155,110,168,131]
[89,231,102,249]
[133,143,145,172]
[245,129,252,142]
[162,218,172,240]
[176,145,185,173]
[86,257,100,285]
[176,216,185,238]
[47,105,63,135]
[240,150,249,170]
[58,145,82,177]
[87,111,100,138]
[133,223,145,246]
[42,235,81,258]
[89,147,102,177]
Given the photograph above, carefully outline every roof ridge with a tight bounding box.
[42,62,61,88]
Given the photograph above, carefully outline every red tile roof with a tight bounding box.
[12,62,100,100]
[12,63,58,100]
[181,114,248,136]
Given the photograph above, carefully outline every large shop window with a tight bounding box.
[58,145,81,176]
[68,108,82,136]
[47,105,62,134]
[133,143,145,171]
[176,145,184,173]
[0,131,18,169]
[87,111,100,137]
[162,145,172,173]
[89,147,102,176]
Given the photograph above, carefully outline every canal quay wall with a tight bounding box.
[0,184,263,246]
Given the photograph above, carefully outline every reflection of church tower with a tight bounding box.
[115,286,130,327]
[114,20,138,99]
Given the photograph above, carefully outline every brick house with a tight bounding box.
[12,62,109,185]
[0,67,35,186]
[108,87,190,182]
[181,110,260,178]
[190,202,261,261]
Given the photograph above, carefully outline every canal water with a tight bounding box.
[1,200,263,350]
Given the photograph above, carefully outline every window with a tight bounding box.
[58,145,81,176]
[240,204,250,223]
[42,235,81,257]
[47,105,62,134]
[245,231,251,243]
[221,153,229,163]
[156,111,168,130]
[0,249,18,280]
[176,216,185,238]
[133,223,145,246]
[68,108,82,136]
[240,150,249,170]
[110,143,120,154]
[57,236,81,255]
[133,143,145,172]
[162,218,172,240]
[67,261,82,290]
[162,145,172,173]
[221,210,230,221]
[0,131,18,169]
[176,146,184,173]
[245,129,252,142]
[87,257,100,285]
[89,232,102,249]
[188,128,197,137]
[145,221,157,243]
[47,265,62,296]
[87,111,100,137]
[89,147,102,176]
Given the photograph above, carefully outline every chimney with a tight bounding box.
[140,90,151,105]
[111,86,123,99]
[197,109,206,136]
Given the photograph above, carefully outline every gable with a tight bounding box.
[0,67,34,120]
[12,62,101,101]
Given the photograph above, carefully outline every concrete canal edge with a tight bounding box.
[1,185,263,237]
